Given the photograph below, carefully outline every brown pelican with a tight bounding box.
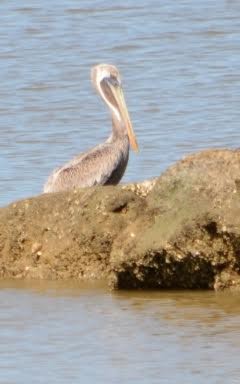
[43,64,138,193]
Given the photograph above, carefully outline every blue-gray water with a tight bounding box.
[1,1,240,383]
[1,1,240,206]
[0,280,240,384]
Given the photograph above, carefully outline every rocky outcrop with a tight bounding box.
[0,185,151,281]
[1,149,240,290]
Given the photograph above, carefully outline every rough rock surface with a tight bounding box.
[1,149,240,290]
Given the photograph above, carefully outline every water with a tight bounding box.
[1,1,240,382]
[0,280,240,384]
[1,1,240,206]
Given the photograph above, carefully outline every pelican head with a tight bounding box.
[91,64,138,152]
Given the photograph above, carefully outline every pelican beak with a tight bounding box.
[108,81,139,152]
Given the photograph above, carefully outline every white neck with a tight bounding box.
[96,70,121,121]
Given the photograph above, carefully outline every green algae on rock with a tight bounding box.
[110,149,240,290]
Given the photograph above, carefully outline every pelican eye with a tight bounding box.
[104,76,120,88]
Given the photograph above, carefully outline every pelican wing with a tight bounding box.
[43,141,128,193]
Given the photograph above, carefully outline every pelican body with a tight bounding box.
[43,64,138,193]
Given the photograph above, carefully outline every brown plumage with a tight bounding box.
[43,64,138,193]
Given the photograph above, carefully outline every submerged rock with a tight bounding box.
[1,149,240,290]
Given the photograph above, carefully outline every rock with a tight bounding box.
[0,149,240,290]
[0,187,145,281]
[110,149,240,290]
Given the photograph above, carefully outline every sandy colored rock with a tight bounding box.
[0,149,240,290]
[110,149,240,290]
[0,186,145,281]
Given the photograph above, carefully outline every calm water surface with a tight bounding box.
[0,280,240,384]
[1,1,240,206]
[1,1,240,382]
